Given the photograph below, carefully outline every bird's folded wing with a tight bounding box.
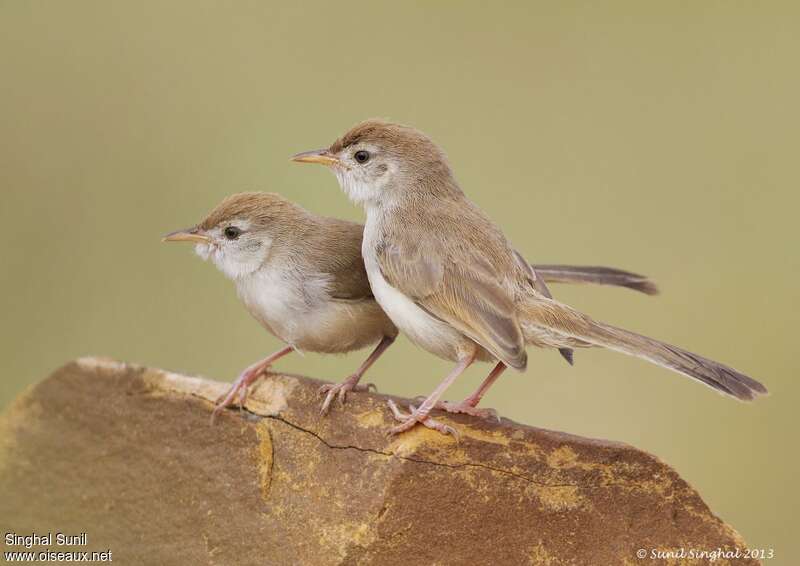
[515,250,577,364]
[307,220,376,302]
[326,255,376,302]
[377,241,527,369]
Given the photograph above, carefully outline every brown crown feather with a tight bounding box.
[199,192,301,230]
[328,119,449,163]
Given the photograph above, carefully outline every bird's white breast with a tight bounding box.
[236,265,310,344]
[235,263,387,353]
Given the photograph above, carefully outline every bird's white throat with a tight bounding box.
[333,163,398,208]
[194,237,271,281]
[334,168,374,205]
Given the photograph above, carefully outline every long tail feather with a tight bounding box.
[532,265,659,296]
[522,298,767,400]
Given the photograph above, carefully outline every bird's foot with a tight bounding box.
[386,400,459,438]
[412,395,500,422]
[318,375,376,416]
[211,367,268,423]
[435,400,500,423]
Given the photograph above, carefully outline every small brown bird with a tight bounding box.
[293,120,767,436]
[164,192,658,419]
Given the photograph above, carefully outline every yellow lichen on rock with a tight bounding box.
[254,422,274,500]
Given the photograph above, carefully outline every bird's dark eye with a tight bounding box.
[224,226,242,240]
[354,150,370,164]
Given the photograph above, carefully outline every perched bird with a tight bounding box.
[164,192,658,419]
[292,120,767,436]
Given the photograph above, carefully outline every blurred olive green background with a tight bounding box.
[1,1,797,560]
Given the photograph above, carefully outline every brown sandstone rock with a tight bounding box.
[0,358,757,565]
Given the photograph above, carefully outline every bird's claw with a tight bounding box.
[386,400,459,439]
[436,400,501,423]
[412,395,500,423]
[209,368,269,424]
[318,377,376,416]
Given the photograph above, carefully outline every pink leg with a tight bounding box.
[319,335,396,416]
[436,362,506,422]
[387,348,477,437]
[211,345,294,423]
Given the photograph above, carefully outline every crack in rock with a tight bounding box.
[203,395,580,490]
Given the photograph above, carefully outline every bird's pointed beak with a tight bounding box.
[162,227,211,244]
[291,148,341,167]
